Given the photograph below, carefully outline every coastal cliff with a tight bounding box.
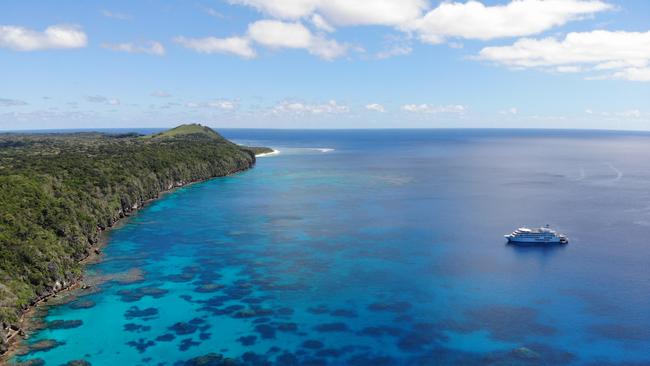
[0,124,270,353]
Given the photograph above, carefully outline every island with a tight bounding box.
[0,124,272,353]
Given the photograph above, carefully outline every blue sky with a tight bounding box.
[1,0,649,130]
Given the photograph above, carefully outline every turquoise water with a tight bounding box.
[15,130,650,365]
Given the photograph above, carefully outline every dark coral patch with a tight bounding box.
[179,338,201,352]
[200,332,212,340]
[307,305,329,315]
[166,273,195,283]
[276,352,299,366]
[315,348,345,358]
[233,307,273,319]
[302,340,324,349]
[155,333,176,342]
[47,319,83,330]
[367,301,412,313]
[28,339,63,353]
[395,323,447,353]
[195,283,225,293]
[64,360,91,366]
[241,352,272,366]
[117,287,168,302]
[69,300,96,310]
[126,338,155,353]
[276,322,298,332]
[276,307,294,316]
[124,323,151,333]
[359,326,402,337]
[254,324,276,339]
[313,322,349,332]
[125,306,159,320]
[14,359,45,366]
[301,358,327,366]
[348,353,395,366]
[452,305,556,342]
[330,309,357,318]
[238,335,257,346]
[177,352,236,366]
[169,322,198,335]
[189,317,206,325]
[484,343,576,365]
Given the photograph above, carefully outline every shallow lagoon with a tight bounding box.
[15,129,650,365]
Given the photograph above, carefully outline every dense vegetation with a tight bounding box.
[0,124,270,352]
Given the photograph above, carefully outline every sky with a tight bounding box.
[1,0,649,130]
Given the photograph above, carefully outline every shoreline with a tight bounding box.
[255,148,280,157]
[0,162,257,361]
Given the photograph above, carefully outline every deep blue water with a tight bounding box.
[14,130,650,365]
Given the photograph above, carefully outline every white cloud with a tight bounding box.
[248,20,312,49]
[411,0,612,44]
[556,65,582,73]
[0,98,28,107]
[0,24,87,51]
[248,20,347,60]
[611,67,650,82]
[85,95,120,105]
[101,10,132,21]
[401,104,466,113]
[311,14,334,32]
[365,103,386,113]
[174,36,256,58]
[376,45,412,59]
[271,100,349,115]
[208,100,237,110]
[151,91,171,98]
[500,107,518,115]
[477,30,650,82]
[102,41,165,56]
[619,109,641,118]
[230,0,426,26]
[184,99,238,110]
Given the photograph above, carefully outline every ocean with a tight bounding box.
[12,129,650,365]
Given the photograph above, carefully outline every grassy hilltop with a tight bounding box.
[0,124,269,351]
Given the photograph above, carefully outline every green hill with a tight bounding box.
[0,126,264,353]
[147,123,227,140]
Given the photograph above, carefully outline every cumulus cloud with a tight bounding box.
[185,99,238,110]
[500,107,518,115]
[401,104,466,113]
[102,41,165,55]
[85,95,120,105]
[410,0,612,44]
[366,103,386,113]
[271,100,349,115]
[311,14,334,32]
[477,30,650,81]
[0,98,28,107]
[208,100,237,110]
[230,0,426,26]
[174,36,256,58]
[0,24,87,51]
[176,20,347,60]
[248,20,347,59]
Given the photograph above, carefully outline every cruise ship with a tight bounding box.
[505,225,568,245]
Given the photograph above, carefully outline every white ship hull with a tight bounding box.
[504,226,568,245]
[505,236,563,243]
